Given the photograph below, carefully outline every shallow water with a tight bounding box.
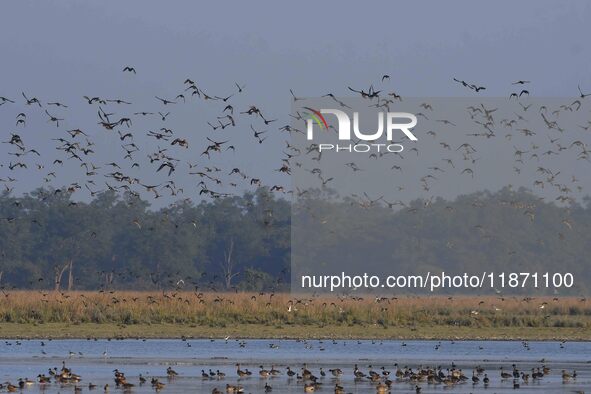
[1,339,589,393]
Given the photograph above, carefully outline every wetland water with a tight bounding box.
[1,339,590,393]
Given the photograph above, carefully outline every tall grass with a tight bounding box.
[0,291,589,329]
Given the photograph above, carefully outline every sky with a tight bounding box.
[0,0,590,206]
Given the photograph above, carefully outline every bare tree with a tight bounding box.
[221,237,239,289]
[54,263,69,292]
[103,255,117,289]
[104,271,114,288]
[53,237,80,292]
[67,260,74,291]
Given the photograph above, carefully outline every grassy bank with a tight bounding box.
[0,291,589,340]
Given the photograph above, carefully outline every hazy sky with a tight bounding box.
[1,1,590,205]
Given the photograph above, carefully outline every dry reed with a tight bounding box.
[0,291,589,329]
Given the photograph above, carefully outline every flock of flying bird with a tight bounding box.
[293,79,590,198]
[0,69,589,211]
[0,67,295,210]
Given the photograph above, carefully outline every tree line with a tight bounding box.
[0,187,290,291]
[0,186,590,294]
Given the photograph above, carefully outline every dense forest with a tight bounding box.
[0,186,590,293]
[0,187,290,291]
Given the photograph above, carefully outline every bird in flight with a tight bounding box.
[155,96,176,105]
[0,96,15,105]
[22,92,42,107]
[453,78,486,92]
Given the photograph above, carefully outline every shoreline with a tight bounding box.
[1,323,589,341]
